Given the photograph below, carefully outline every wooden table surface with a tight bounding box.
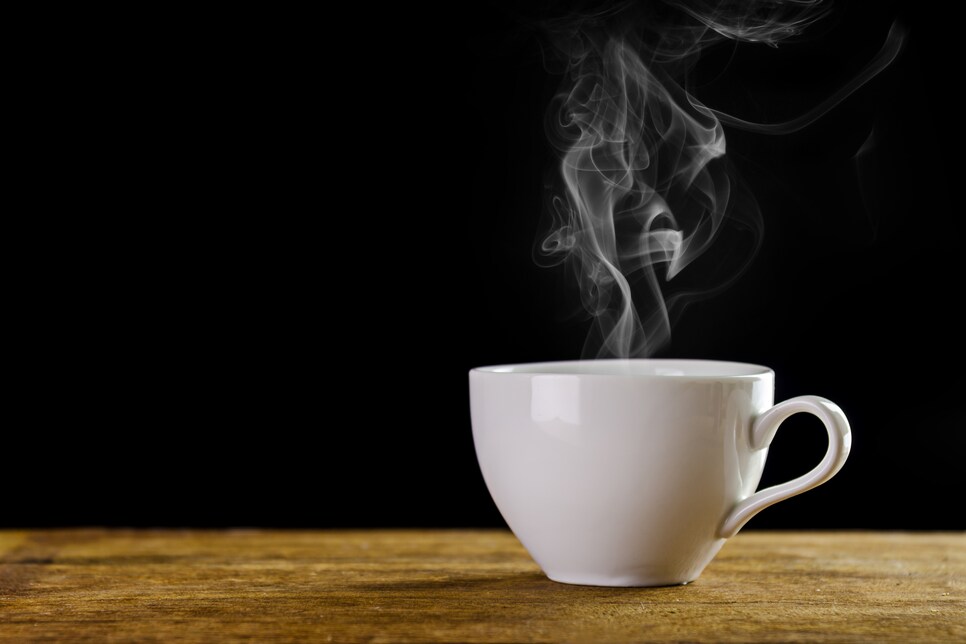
[0,529,963,643]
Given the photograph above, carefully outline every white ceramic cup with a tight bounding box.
[469,359,851,587]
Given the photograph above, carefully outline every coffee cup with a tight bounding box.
[469,359,851,587]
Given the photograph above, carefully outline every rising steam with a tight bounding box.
[538,0,904,358]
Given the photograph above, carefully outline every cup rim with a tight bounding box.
[471,358,774,379]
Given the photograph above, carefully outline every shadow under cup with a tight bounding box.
[469,359,851,587]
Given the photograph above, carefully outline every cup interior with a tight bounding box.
[473,359,772,378]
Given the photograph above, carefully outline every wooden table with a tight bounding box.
[0,530,963,642]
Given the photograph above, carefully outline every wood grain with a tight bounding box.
[0,530,962,643]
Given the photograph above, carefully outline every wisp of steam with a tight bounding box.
[537,0,904,358]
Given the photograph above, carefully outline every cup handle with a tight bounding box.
[718,395,852,539]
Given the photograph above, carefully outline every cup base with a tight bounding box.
[545,572,696,588]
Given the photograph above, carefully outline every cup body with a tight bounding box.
[470,359,774,587]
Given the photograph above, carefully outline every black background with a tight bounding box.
[10,1,963,529]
